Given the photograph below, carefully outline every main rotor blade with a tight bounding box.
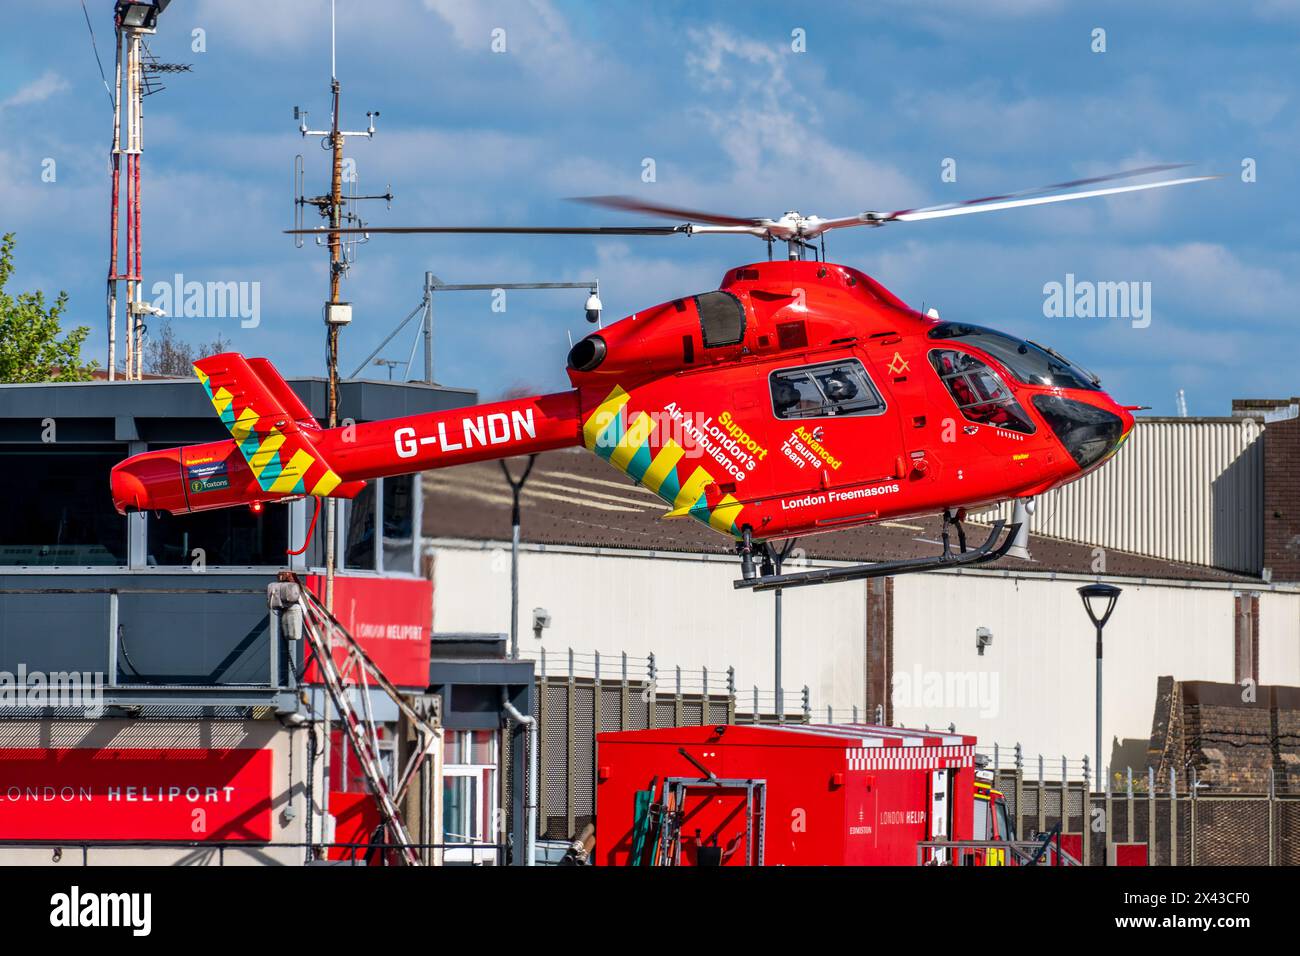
[886,175,1219,223]
[571,195,768,227]
[284,225,691,236]
[888,163,1194,219]
[810,170,1219,235]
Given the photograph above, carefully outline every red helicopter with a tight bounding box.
[111,164,1216,589]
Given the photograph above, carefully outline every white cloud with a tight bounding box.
[679,26,921,221]
[424,0,576,61]
[854,0,1065,38]
[896,0,1063,14]
[1,71,69,110]
[1139,241,1299,319]
[1204,86,1290,127]
[421,0,590,90]
[190,0,331,54]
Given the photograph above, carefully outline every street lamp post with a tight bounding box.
[1078,583,1121,793]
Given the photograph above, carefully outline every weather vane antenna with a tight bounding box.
[290,0,393,614]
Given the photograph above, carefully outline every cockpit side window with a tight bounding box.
[928,349,1036,434]
[770,359,885,419]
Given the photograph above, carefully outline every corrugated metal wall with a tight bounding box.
[978,418,1264,573]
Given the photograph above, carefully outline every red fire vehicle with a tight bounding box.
[595,723,982,866]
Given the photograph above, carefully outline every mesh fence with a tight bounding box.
[539,681,568,840]
[598,686,623,734]
[518,695,1300,857]
[1193,799,1270,866]
[1278,801,1300,866]
[1002,775,1299,865]
[572,684,595,830]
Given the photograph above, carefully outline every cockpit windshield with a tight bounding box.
[927,323,1100,391]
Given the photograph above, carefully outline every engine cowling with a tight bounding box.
[566,291,750,388]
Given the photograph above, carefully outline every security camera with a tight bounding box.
[975,626,993,656]
[532,607,551,638]
[131,301,166,317]
[584,292,602,324]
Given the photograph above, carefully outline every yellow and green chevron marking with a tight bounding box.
[194,365,342,497]
[583,385,745,538]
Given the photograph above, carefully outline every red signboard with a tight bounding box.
[0,748,273,841]
[1057,832,1084,864]
[327,790,384,863]
[303,575,432,688]
[1110,842,1149,866]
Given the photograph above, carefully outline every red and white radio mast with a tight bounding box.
[105,1,188,380]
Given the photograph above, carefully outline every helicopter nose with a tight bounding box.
[1118,405,1136,438]
[1030,394,1128,471]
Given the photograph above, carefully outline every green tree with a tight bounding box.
[0,232,97,382]
[143,318,232,378]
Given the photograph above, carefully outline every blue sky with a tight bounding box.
[1,0,1296,412]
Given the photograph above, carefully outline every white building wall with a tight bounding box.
[891,574,1300,772]
[1260,591,1300,681]
[430,543,866,713]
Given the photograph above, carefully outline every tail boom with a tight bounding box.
[315,390,582,482]
[111,352,582,515]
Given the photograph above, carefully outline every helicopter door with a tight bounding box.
[718,365,772,505]
[767,358,901,498]
[861,338,940,476]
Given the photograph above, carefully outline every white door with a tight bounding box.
[929,770,950,863]
[930,770,950,840]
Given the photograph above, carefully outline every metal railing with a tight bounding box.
[0,839,506,866]
[0,583,297,711]
[917,838,1081,867]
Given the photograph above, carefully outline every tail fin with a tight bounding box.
[246,356,319,427]
[193,353,344,498]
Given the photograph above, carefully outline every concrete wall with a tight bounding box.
[891,573,1300,773]
[430,543,866,714]
[1260,591,1300,680]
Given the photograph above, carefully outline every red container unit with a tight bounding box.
[596,724,977,866]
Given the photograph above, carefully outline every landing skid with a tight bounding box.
[734,519,1022,593]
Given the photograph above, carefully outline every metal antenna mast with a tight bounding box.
[293,5,389,615]
[292,0,390,859]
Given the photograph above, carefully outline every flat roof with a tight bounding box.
[0,376,478,443]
